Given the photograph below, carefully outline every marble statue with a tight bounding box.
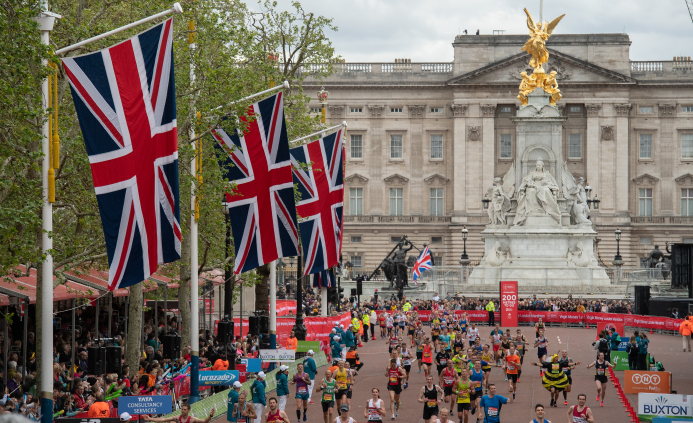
[487,241,511,267]
[515,160,561,225]
[567,241,591,267]
[562,165,591,225]
[486,163,515,226]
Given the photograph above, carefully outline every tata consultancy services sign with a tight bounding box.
[624,370,671,394]
[199,370,240,386]
[638,394,693,420]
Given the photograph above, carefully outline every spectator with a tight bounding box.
[679,316,692,352]
[78,351,89,375]
[627,336,639,370]
[87,393,109,418]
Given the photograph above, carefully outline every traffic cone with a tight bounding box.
[586,323,590,329]
[650,327,654,334]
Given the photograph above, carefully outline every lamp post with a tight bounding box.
[585,183,601,210]
[613,228,623,266]
[293,256,307,342]
[459,226,470,265]
[482,194,490,210]
[222,196,233,318]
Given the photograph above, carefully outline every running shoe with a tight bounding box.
[600,402,604,407]
[309,401,315,404]
[517,379,521,383]
[596,395,600,401]
[504,377,508,382]
[419,370,422,373]
[471,408,476,415]
[564,401,568,405]
[391,415,395,420]
[303,414,307,422]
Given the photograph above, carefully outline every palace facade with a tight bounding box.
[303,34,693,269]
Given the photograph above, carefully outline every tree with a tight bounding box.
[125,283,143,372]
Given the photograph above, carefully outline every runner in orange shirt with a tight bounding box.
[502,344,521,400]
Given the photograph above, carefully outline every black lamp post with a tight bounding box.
[482,194,491,210]
[459,226,470,265]
[613,228,623,266]
[222,196,233,318]
[293,256,307,342]
[585,183,601,210]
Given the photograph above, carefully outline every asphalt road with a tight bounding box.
[215,324,693,423]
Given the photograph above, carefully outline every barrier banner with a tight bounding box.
[500,281,518,327]
[276,300,297,316]
[517,311,585,324]
[638,393,693,421]
[595,321,625,340]
[118,395,172,415]
[260,348,296,362]
[199,370,240,386]
[624,370,671,394]
[240,358,262,372]
[610,351,630,371]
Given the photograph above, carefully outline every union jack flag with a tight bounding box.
[290,129,344,275]
[412,245,433,284]
[213,92,299,273]
[63,19,181,291]
[312,268,335,288]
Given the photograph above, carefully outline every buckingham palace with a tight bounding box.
[303,33,693,270]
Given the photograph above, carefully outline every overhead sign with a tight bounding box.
[199,370,240,386]
[499,281,518,327]
[260,349,296,362]
[638,394,693,420]
[118,395,173,415]
[624,371,671,394]
[296,341,320,353]
[240,358,262,372]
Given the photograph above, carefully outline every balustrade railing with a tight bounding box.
[344,215,452,223]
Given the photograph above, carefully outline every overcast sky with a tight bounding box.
[278,0,693,62]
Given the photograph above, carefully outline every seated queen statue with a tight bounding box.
[514,159,561,225]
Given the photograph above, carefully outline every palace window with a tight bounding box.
[349,188,363,215]
[500,134,512,159]
[310,107,321,113]
[569,134,582,159]
[640,134,653,159]
[390,134,403,159]
[500,106,512,113]
[350,107,362,113]
[430,188,444,216]
[682,134,693,158]
[351,134,363,159]
[350,236,362,243]
[640,237,652,245]
[682,188,693,216]
[639,106,654,114]
[432,256,442,266]
[389,188,403,215]
[682,106,693,112]
[569,106,582,113]
[430,134,443,159]
[430,107,443,113]
[350,256,362,267]
[391,237,402,243]
[390,107,403,113]
[639,188,653,216]
[431,236,443,244]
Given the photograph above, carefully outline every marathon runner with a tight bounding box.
[401,342,413,388]
[230,392,257,423]
[468,323,479,345]
[566,394,594,423]
[586,352,614,407]
[453,329,466,356]
[418,374,444,423]
[490,325,503,366]
[364,388,386,423]
[379,313,387,339]
[431,321,442,352]
[416,332,425,373]
[479,384,512,423]
[480,345,493,392]
[388,332,399,354]
[534,330,549,376]
[333,361,349,413]
[435,408,452,423]
[344,361,356,408]
[435,343,451,376]
[501,344,521,400]
[454,368,472,423]
[529,404,550,423]
[422,337,434,377]
[514,329,528,382]
[531,354,570,408]
[262,398,291,423]
[385,358,407,419]
[558,350,581,405]
[291,363,311,422]
[470,360,485,419]
[440,360,458,410]
[535,318,546,339]
[316,369,336,423]
[333,404,353,423]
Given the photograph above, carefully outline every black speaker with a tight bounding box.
[218,321,234,344]
[105,346,121,374]
[162,334,181,360]
[87,346,106,375]
[248,315,259,336]
[671,244,693,296]
[259,315,269,334]
[356,277,363,295]
[634,286,651,315]
[350,288,357,296]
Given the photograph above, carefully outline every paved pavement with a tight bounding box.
[215,324,693,423]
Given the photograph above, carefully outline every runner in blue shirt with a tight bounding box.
[479,384,512,423]
[470,360,485,418]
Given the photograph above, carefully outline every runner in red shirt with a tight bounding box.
[439,360,458,411]
[567,394,594,423]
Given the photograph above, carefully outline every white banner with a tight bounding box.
[260,348,296,362]
[638,393,693,419]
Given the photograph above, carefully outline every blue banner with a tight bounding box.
[241,358,262,372]
[118,395,172,415]
[199,370,240,386]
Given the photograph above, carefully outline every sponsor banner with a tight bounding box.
[199,370,240,386]
[276,300,297,316]
[296,340,320,352]
[517,311,585,324]
[260,348,296,362]
[611,351,630,371]
[595,321,625,340]
[236,364,247,383]
[58,419,120,423]
[240,358,262,372]
[118,395,172,416]
[500,281,518,327]
[638,393,693,420]
[624,370,671,394]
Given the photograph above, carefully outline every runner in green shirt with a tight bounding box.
[455,368,472,423]
[316,370,336,423]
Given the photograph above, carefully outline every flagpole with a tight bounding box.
[269,260,277,369]
[54,3,183,55]
[188,15,201,405]
[38,5,58,423]
[289,122,346,146]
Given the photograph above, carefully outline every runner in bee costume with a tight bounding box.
[530,354,571,408]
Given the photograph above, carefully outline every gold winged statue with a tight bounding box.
[517,8,565,106]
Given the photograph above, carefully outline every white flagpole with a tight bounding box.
[54,3,183,55]
[290,121,346,146]
[215,81,290,110]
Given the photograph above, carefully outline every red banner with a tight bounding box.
[595,321,625,340]
[500,281,518,327]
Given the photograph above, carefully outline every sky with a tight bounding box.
[270,0,693,62]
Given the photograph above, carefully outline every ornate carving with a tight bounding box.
[367,105,384,117]
[614,103,632,117]
[558,105,566,116]
[546,58,573,80]
[585,104,601,117]
[424,174,450,185]
[344,173,369,183]
[659,104,676,116]
[408,105,425,117]
[383,173,409,185]
[450,104,468,117]
[486,241,511,267]
[328,105,345,117]
[517,69,562,106]
[468,126,481,142]
[567,242,591,267]
[601,126,615,141]
[675,173,693,185]
[632,173,660,185]
[480,104,496,117]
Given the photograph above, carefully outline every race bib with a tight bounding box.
[440,359,447,365]
[474,381,481,388]
[298,387,307,394]
[368,411,380,420]
[518,344,524,350]
[507,364,514,371]
[338,381,347,389]
[403,359,411,366]
[444,377,454,385]
[597,369,605,375]
[487,407,498,416]
[323,394,333,401]
[424,352,431,358]
[237,419,246,423]
[426,400,437,407]
[552,363,560,372]
[389,376,398,384]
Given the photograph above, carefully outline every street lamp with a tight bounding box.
[318,86,328,125]
[459,226,470,265]
[585,183,601,210]
[482,194,491,210]
[221,195,233,319]
[613,228,623,266]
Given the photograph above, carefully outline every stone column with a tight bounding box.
[585,104,601,208]
[408,105,426,215]
[614,104,631,215]
[451,104,468,220]
[481,104,496,195]
[659,104,677,215]
[367,105,384,215]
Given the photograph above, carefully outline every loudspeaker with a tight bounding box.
[671,244,693,296]
[162,334,181,360]
[248,316,259,336]
[218,321,234,344]
[105,346,121,374]
[356,277,363,295]
[350,288,357,296]
[259,315,269,334]
[634,285,651,315]
[87,346,106,375]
